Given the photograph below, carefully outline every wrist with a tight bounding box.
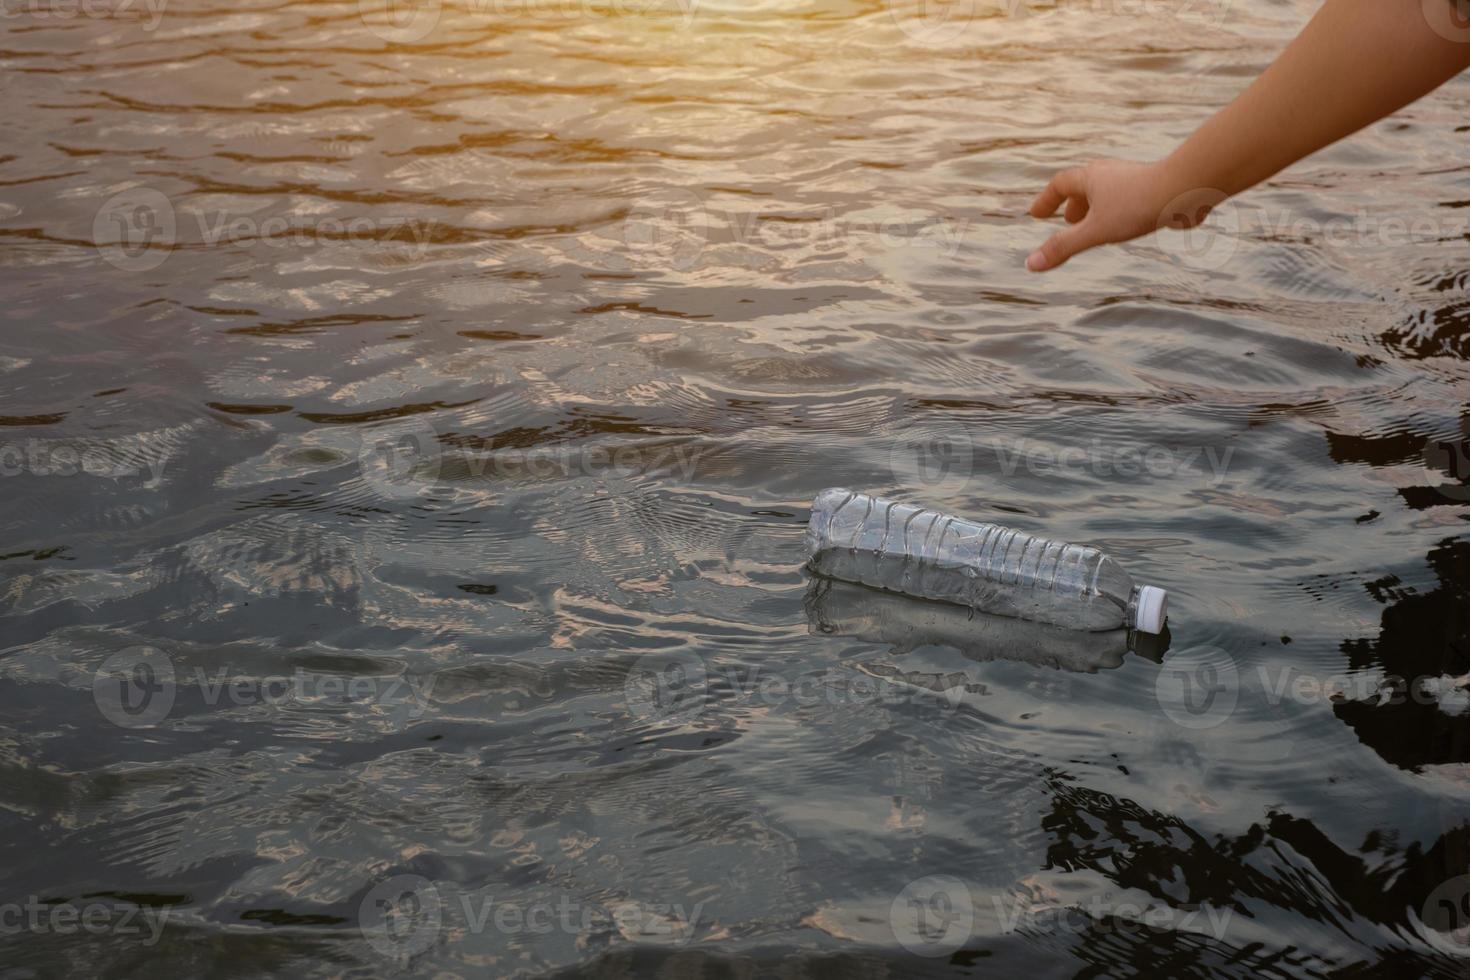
[1152,154,1233,229]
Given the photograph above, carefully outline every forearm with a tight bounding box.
[1163,0,1470,198]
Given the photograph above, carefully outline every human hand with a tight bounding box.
[1025,159,1217,272]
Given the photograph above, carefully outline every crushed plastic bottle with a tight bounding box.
[805,488,1167,634]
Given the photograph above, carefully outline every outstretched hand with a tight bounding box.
[1026,159,1214,273]
[1024,0,1470,273]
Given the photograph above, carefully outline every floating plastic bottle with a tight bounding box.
[804,488,1167,634]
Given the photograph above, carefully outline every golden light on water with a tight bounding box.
[351,0,995,52]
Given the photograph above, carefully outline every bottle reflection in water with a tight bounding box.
[804,577,1158,673]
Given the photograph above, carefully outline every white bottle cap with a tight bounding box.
[1134,585,1167,634]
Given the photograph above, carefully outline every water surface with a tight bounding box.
[2,0,1469,975]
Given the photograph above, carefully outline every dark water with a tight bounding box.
[2,0,1470,975]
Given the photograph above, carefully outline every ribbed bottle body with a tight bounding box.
[805,488,1136,632]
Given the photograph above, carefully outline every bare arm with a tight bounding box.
[1026,0,1470,272]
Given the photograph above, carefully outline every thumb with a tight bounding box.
[1026,220,1104,273]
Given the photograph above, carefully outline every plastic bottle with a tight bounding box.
[804,488,1167,634]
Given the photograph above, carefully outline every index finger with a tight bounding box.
[1029,167,1086,219]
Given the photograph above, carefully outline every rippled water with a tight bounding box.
[2,0,1469,974]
